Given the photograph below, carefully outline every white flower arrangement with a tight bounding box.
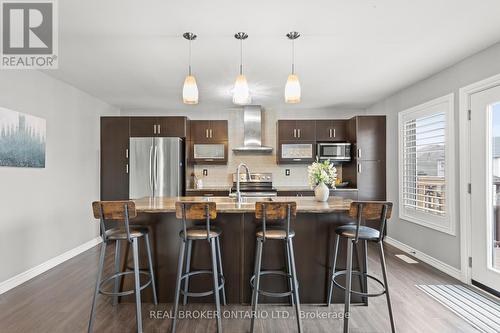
[307,159,337,188]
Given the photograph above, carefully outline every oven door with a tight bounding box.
[318,143,351,161]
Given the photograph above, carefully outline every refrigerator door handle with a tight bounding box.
[149,145,154,194]
[153,145,158,196]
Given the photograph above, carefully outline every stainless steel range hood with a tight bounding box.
[232,105,273,153]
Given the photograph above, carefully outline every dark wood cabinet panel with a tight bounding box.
[356,160,386,201]
[316,120,347,141]
[295,120,316,140]
[130,117,157,137]
[190,120,228,143]
[158,116,188,138]
[190,120,211,142]
[355,116,386,161]
[210,120,228,141]
[100,117,130,200]
[277,120,297,141]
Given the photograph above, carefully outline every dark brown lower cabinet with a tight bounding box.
[100,117,130,200]
[356,160,386,201]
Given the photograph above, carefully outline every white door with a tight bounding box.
[470,85,500,293]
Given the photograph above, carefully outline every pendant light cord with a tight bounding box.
[291,38,295,75]
[240,38,243,75]
[188,39,192,76]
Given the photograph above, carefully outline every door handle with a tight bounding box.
[153,145,158,196]
[149,145,154,193]
[357,163,361,173]
[357,148,361,158]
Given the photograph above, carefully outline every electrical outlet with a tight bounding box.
[285,169,290,176]
[203,169,208,176]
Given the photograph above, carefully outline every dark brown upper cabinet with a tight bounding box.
[100,117,130,200]
[190,120,228,143]
[352,116,386,161]
[315,120,346,142]
[277,120,316,141]
[130,116,188,137]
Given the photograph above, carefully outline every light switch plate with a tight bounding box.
[285,169,290,176]
[203,169,208,176]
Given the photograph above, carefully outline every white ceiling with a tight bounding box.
[44,0,500,111]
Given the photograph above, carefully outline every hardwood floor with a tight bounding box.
[0,242,482,333]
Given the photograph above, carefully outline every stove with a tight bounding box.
[230,172,277,197]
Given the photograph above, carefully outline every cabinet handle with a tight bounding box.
[126,164,129,174]
[329,129,332,138]
[293,129,297,138]
[125,149,128,158]
[357,148,361,158]
[158,124,161,134]
[292,158,302,161]
[333,129,336,138]
[357,163,361,173]
[298,129,301,138]
[206,129,209,138]
[210,129,213,138]
[153,124,157,134]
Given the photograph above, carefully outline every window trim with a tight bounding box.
[398,93,456,235]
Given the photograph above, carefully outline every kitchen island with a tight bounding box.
[122,196,368,305]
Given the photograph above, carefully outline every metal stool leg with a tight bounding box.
[379,242,396,333]
[132,238,143,333]
[210,238,222,333]
[112,240,121,306]
[327,234,340,307]
[88,241,107,333]
[285,239,294,306]
[250,239,263,333]
[288,238,303,333]
[362,240,369,306]
[144,233,158,305]
[182,240,192,306]
[343,239,354,333]
[215,237,227,306]
[171,240,186,333]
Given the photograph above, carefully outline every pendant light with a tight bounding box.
[285,31,301,104]
[233,32,251,105]
[182,32,198,104]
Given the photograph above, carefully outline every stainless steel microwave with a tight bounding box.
[317,143,351,162]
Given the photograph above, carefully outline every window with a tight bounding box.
[398,94,456,235]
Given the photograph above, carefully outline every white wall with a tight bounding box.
[366,41,500,269]
[0,71,119,283]
[120,107,366,188]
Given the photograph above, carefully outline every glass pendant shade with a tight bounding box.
[233,74,251,105]
[285,74,301,104]
[183,75,198,104]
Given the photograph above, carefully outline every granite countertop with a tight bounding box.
[186,187,231,191]
[275,186,358,191]
[133,196,352,214]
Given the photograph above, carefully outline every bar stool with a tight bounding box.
[250,201,302,333]
[172,202,226,333]
[89,201,158,333]
[327,201,395,333]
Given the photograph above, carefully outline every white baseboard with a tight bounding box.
[0,236,102,295]
[384,236,465,282]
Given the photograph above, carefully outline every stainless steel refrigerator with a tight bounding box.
[129,137,184,198]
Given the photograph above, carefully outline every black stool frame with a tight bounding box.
[327,201,395,333]
[171,202,226,333]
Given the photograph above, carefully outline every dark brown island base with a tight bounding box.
[117,196,372,305]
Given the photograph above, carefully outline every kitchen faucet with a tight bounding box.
[235,162,251,203]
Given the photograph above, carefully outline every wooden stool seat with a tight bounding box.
[256,227,295,240]
[335,225,380,241]
[105,226,149,240]
[180,226,222,240]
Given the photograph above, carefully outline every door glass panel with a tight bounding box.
[490,102,500,271]
[193,144,225,159]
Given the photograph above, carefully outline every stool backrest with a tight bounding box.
[348,201,393,243]
[175,201,217,241]
[91,201,136,242]
[255,201,296,240]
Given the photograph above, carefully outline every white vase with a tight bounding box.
[314,182,329,202]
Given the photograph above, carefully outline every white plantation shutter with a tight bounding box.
[398,94,456,235]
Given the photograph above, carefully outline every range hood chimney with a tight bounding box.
[232,105,273,153]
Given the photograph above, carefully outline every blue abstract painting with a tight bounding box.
[0,107,46,168]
